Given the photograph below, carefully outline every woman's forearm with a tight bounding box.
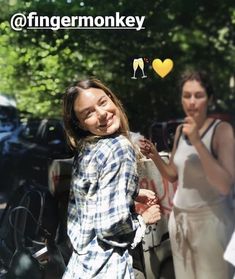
[151,151,178,183]
[139,138,178,182]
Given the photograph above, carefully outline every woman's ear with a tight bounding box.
[77,121,83,129]
[77,120,88,131]
[73,111,87,131]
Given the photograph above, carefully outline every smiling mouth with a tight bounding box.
[99,116,114,128]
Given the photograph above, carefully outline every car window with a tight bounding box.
[20,121,40,141]
[41,122,65,144]
[150,120,182,152]
[0,106,18,132]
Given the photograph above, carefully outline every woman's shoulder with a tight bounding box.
[95,134,135,162]
[99,134,133,153]
[172,123,183,150]
[213,119,234,136]
[212,119,234,151]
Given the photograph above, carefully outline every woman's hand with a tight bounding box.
[138,138,158,159]
[182,116,200,145]
[141,204,161,225]
[135,189,161,224]
[135,188,158,206]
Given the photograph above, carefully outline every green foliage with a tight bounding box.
[0,0,234,133]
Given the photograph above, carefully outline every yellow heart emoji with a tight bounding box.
[152,58,174,78]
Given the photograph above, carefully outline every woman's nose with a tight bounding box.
[189,96,196,105]
[96,107,107,119]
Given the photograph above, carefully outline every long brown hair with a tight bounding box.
[63,78,130,149]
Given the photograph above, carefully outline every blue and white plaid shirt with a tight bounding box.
[63,134,142,279]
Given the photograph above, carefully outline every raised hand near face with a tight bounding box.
[182,116,201,145]
[138,138,158,159]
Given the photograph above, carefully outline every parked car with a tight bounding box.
[1,118,73,192]
[0,95,20,151]
[149,119,183,152]
[149,113,235,153]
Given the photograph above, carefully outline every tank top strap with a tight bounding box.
[201,118,220,138]
[176,118,222,150]
[175,124,183,149]
[208,118,222,158]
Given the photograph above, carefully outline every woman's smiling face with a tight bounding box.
[73,87,121,136]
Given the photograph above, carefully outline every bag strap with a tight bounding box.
[13,188,43,249]
[0,185,26,228]
[8,188,52,250]
[9,206,52,241]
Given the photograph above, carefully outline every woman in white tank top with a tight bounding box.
[139,70,235,279]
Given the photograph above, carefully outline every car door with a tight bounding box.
[28,119,70,186]
[1,119,41,190]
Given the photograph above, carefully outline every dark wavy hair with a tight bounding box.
[63,78,130,149]
[179,70,214,98]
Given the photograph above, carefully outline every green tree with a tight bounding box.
[0,0,234,133]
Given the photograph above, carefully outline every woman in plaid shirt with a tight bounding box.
[62,79,160,279]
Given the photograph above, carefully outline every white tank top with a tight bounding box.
[173,119,225,209]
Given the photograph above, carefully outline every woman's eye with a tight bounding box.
[182,94,190,99]
[100,100,107,106]
[195,94,205,99]
[84,111,94,119]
